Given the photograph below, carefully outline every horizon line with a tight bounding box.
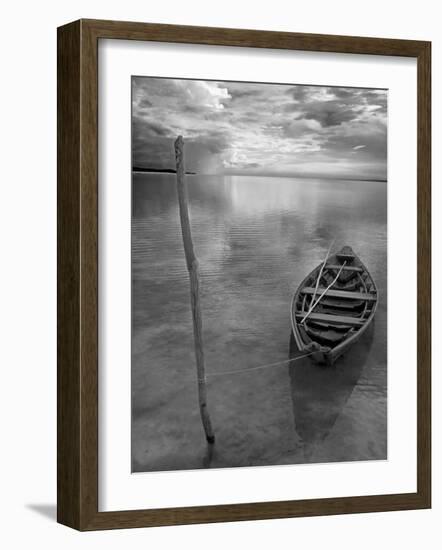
[132,168,387,183]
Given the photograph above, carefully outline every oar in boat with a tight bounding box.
[299,240,334,322]
[300,261,347,324]
[311,240,334,305]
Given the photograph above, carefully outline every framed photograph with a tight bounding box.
[57,19,431,530]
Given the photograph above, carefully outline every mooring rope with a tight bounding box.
[199,351,315,381]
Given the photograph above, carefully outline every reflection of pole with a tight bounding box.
[174,136,215,444]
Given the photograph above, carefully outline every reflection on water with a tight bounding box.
[132,173,387,472]
[288,323,376,462]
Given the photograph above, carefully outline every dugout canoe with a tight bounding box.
[290,246,378,366]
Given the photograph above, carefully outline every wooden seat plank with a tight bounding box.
[295,312,365,327]
[301,287,376,301]
[325,264,363,272]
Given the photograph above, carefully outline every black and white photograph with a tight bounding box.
[0,0,436,541]
[131,76,388,473]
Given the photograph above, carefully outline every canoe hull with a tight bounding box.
[291,246,378,366]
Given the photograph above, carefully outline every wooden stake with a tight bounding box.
[174,136,215,444]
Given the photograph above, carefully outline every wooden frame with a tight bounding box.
[57,18,431,530]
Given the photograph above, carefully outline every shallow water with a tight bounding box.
[131,173,387,472]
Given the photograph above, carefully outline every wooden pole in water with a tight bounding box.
[174,136,215,444]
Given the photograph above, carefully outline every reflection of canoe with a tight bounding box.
[291,246,378,366]
[288,329,370,459]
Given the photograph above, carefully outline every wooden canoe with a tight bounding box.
[291,246,378,366]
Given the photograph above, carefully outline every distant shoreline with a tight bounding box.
[133,167,196,175]
[132,168,386,183]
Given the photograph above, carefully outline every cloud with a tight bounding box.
[286,85,322,102]
[133,78,231,116]
[330,88,356,100]
[132,77,387,179]
[283,86,386,132]
[282,118,323,137]
[299,101,360,127]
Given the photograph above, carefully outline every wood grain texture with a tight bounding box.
[83,18,427,56]
[57,19,99,530]
[416,42,431,507]
[174,136,215,443]
[57,19,431,531]
[57,20,81,529]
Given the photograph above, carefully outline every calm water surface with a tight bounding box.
[131,174,387,472]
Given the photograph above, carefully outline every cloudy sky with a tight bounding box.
[132,77,387,180]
